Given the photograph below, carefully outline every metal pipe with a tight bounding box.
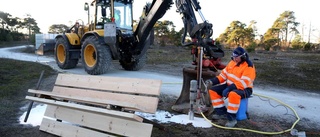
[197,10,206,22]
[24,70,45,122]
[197,46,203,92]
[189,80,197,120]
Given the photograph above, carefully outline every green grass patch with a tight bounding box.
[0,58,56,99]
[0,58,57,124]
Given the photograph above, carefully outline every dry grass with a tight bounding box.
[252,51,320,92]
[147,46,192,64]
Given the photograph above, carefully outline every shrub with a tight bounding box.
[303,43,312,51]
[246,42,257,52]
[6,34,13,42]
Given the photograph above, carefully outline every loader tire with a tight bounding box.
[119,35,150,71]
[119,53,147,71]
[81,36,112,75]
[54,37,78,69]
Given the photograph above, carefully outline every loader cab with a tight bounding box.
[93,0,133,30]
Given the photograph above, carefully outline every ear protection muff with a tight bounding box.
[240,53,246,61]
[233,48,247,61]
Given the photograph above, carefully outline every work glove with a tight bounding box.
[205,79,213,86]
[222,84,236,97]
[205,77,220,87]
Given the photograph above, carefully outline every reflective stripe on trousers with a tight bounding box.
[209,89,225,108]
[227,91,241,114]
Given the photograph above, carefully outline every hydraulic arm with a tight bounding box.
[175,0,224,58]
[134,0,224,61]
[133,0,173,55]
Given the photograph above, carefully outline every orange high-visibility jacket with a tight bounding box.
[217,60,256,90]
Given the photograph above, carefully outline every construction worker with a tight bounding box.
[205,46,256,127]
[73,22,80,34]
[114,9,121,26]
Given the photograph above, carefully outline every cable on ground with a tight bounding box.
[198,92,300,135]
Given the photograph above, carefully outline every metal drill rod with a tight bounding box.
[197,46,203,98]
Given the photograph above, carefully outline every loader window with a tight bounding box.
[114,9,121,26]
[114,2,132,30]
[97,6,111,24]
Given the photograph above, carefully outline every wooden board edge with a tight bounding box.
[40,118,117,137]
[25,96,143,122]
[44,105,153,137]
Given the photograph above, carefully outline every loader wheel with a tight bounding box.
[119,53,147,71]
[81,36,112,75]
[119,36,150,71]
[54,37,78,69]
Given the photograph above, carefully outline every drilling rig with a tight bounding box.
[171,0,226,116]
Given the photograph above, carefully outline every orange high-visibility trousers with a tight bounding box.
[209,89,224,108]
[209,89,241,114]
[227,91,241,114]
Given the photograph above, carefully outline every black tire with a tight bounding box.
[119,52,147,71]
[81,36,112,75]
[54,37,78,69]
[119,35,150,71]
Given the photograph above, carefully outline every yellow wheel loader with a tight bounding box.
[53,0,173,75]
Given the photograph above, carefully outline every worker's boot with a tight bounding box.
[211,107,227,120]
[225,113,237,127]
[212,114,226,120]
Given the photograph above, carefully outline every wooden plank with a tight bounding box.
[29,89,110,109]
[28,88,159,113]
[55,73,162,96]
[40,118,116,137]
[58,85,158,112]
[25,96,143,122]
[44,105,153,137]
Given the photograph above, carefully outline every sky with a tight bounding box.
[0,0,319,42]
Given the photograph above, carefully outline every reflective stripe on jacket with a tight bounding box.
[217,60,256,90]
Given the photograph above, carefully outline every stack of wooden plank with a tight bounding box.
[26,73,162,137]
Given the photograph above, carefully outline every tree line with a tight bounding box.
[0,11,40,43]
[147,11,317,51]
[46,20,183,47]
[1,10,317,51]
[216,11,317,51]
[137,10,317,51]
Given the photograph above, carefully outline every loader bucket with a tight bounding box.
[35,42,55,56]
[35,44,45,55]
[171,67,218,115]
